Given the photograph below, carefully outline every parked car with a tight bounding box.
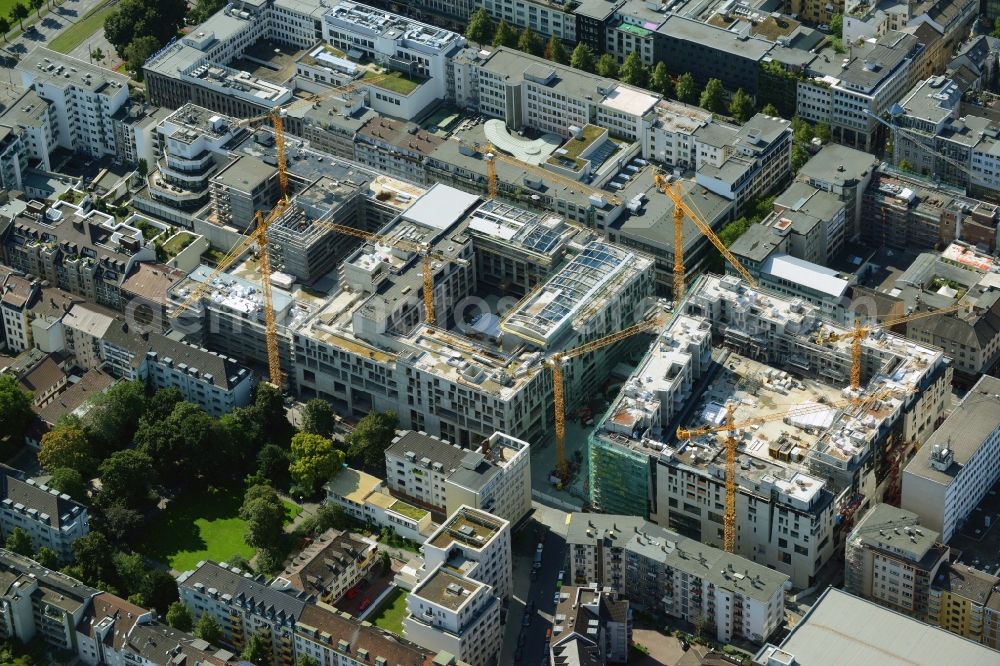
[557,569,565,583]
[359,597,371,611]
[522,612,532,627]
[553,592,561,605]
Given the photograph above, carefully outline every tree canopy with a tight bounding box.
[5,528,32,556]
[194,613,222,644]
[39,426,95,476]
[84,380,146,456]
[166,602,193,631]
[545,35,568,65]
[240,484,285,551]
[98,449,157,509]
[619,52,648,88]
[492,20,517,48]
[675,73,698,105]
[728,88,755,122]
[698,78,727,114]
[570,43,595,73]
[595,53,618,79]
[650,62,674,99]
[0,375,33,446]
[300,399,336,438]
[289,433,344,496]
[517,27,543,56]
[104,0,187,57]
[465,8,494,44]
[345,411,398,475]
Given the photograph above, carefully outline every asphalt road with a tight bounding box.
[1,0,114,64]
[500,504,571,666]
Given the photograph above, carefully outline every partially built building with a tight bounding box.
[589,274,952,587]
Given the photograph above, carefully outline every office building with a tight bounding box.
[902,375,1000,542]
[386,430,532,525]
[566,514,787,644]
[796,144,880,239]
[928,562,1000,649]
[844,504,949,619]
[797,32,922,152]
[421,506,512,600]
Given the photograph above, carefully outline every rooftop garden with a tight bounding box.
[547,124,604,171]
[364,68,423,96]
[389,500,429,522]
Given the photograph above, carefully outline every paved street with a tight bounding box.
[500,502,571,666]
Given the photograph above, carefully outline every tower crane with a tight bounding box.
[816,302,970,391]
[653,174,759,305]
[548,313,665,480]
[676,388,906,552]
[307,222,470,326]
[473,142,623,207]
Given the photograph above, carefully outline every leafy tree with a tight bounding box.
[814,122,832,143]
[5,528,31,556]
[137,401,226,481]
[728,88,755,122]
[225,555,254,573]
[188,0,226,23]
[570,43,595,73]
[99,502,144,542]
[89,47,106,65]
[517,27,542,56]
[300,399,336,438]
[465,8,494,44]
[595,53,619,79]
[345,411,398,475]
[47,467,87,503]
[792,115,814,144]
[124,35,161,78]
[142,569,180,615]
[39,426,95,476]
[899,159,914,172]
[166,602,193,631]
[29,0,41,17]
[84,380,146,456]
[0,375,32,445]
[545,35,568,64]
[252,383,291,445]
[34,547,59,569]
[717,217,751,247]
[830,13,843,37]
[792,143,810,172]
[145,387,183,423]
[994,17,1000,38]
[492,20,517,48]
[699,78,727,114]
[221,406,265,474]
[99,449,157,508]
[297,656,320,666]
[137,158,149,177]
[0,17,10,41]
[651,62,674,98]
[72,531,116,585]
[194,613,222,644]
[240,485,285,550]
[619,52,648,88]
[378,550,391,575]
[10,2,28,30]
[314,502,352,533]
[104,0,187,57]
[289,433,344,496]
[113,552,148,597]
[676,72,698,104]
[241,630,271,665]
[761,102,780,117]
[255,444,290,490]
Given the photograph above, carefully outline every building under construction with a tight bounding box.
[589,274,953,588]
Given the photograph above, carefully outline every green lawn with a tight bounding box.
[364,69,422,95]
[162,232,196,257]
[142,491,302,572]
[49,3,116,54]
[370,588,408,635]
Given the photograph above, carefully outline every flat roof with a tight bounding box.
[761,254,849,298]
[428,506,506,550]
[601,85,659,117]
[326,468,382,504]
[904,375,1000,485]
[412,566,484,611]
[657,15,774,61]
[402,184,481,232]
[764,587,1000,666]
[18,47,128,96]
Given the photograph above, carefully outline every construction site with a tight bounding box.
[589,274,954,588]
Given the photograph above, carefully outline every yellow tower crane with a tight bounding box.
[676,388,906,552]
[817,302,970,391]
[312,222,470,326]
[548,314,665,480]
[653,173,759,304]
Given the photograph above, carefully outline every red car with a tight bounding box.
[359,597,372,611]
[346,588,359,600]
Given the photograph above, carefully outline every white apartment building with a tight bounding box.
[844,504,949,619]
[566,514,787,644]
[421,506,512,600]
[321,2,464,119]
[177,560,309,663]
[403,566,502,666]
[0,468,89,562]
[902,375,1000,542]
[797,32,922,152]
[17,48,129,159]
[0,90,57,173]
[326,468,435,542]
[0,128,26,192]
[386,430,532,525]
[269,0,327,48]
[643,100,713,168]
[62,303,255,417]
